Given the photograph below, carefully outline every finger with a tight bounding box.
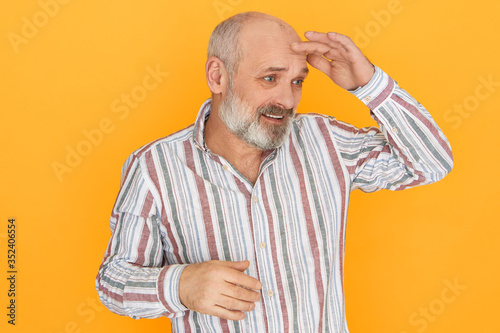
[291,41,334,56]
[306,31,351,49]
[225,270,263,291]
[308,32,359,57]
[326,32,355,50]
[304,31,335,45]
[223,260,250,272]
[224,282,262,302]
[292,42,348,62]
[210,305,247,321]
[304,31,361,54]
[219,293,257,312]
[219,261,262,290]
[323,47,347,62]
[306,54,332,76]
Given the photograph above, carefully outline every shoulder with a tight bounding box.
[119,123,195,177]
[290,113,379,149]
[130,123,195,159]
[292,112,357,135]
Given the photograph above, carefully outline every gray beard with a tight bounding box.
[218,89,294,150]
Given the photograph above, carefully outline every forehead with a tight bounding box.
[238,19,306,73]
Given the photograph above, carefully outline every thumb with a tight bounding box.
[222,260,250,272]
[306,53,332,78]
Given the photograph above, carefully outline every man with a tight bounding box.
[96,11,453,332]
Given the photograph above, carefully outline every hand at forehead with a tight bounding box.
[290,31,353,56]
[290,31,374,90]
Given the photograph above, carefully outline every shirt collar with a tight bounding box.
[193,98,212,152]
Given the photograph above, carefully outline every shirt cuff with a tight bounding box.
[158,264,190,315]
[349,65,395,110]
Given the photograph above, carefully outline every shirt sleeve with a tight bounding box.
[336,65,453,192]
[95,153,189,319]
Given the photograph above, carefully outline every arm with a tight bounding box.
[346,66,453,191]
[96,151,262,320]
[95,154,188,319]
[291,32,453,191]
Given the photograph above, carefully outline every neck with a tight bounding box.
[204,101,264,185]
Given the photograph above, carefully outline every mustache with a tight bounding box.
[257,104,294,117]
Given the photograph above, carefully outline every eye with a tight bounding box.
[293,79,304,86]
[263,76,275,82]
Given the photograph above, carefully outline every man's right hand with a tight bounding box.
[179,260,262,321]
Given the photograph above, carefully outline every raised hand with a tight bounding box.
[179,260,262,320]
[291,31,375,90]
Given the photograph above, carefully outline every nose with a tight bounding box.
[274,83,297,110]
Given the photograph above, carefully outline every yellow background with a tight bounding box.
[2,0,499,332]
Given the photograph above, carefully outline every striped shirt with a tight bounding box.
[95,66,453,332]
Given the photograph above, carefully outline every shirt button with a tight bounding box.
[363,96,372,103]
[391,127,398,134]
[253,196,258,203]
[260,242,266,249]
[267,290,274,297]
[222,165,228,171]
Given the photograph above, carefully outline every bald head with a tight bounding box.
[204,12,308,153]
[207,12,299,80]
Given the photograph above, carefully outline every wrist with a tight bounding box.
[158,264,190,314]
[349,63,376,91]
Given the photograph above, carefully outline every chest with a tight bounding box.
[155,142,351,266]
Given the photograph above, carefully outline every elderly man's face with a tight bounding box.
[219,19,308,150]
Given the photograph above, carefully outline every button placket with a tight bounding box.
[250,185,276,308]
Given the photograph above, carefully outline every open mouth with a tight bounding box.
[262,113,285,120]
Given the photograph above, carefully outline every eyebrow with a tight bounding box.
[265,66,309,74]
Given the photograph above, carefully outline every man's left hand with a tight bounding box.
[291,31,375,91]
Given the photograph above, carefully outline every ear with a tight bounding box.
[206,56,229,95]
